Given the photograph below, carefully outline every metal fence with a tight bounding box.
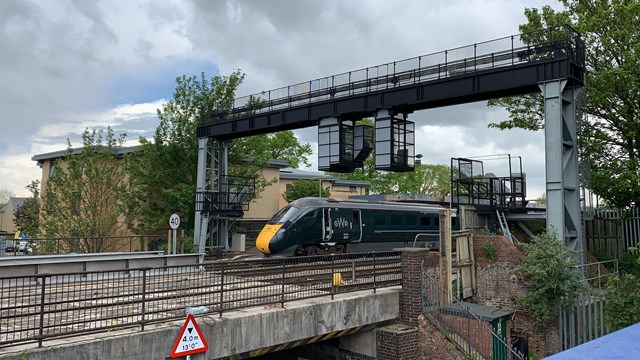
[558,259,618,351]
[0,251,401,348]
[421,265,524,360]
[1,235,167,256]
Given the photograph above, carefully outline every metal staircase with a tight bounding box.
[496,210,517,244]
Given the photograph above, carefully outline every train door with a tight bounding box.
[325,208,362,242]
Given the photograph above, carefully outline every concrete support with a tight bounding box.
[540,80,584,258]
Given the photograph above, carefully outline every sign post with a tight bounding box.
[169,213,180,255]
[170,314,208,358]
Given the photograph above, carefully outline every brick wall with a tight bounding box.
[474,235,560,357]
[399,248,436,327]
[376,324,418,360]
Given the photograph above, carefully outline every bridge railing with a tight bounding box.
[0,251,401,349]
[201,25,583,122]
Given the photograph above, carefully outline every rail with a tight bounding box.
[200,25,583,123]
[0,251,402,348]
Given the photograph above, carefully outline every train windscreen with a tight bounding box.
[267,204,299,224]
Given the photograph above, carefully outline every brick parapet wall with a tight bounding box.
[376,325,418,360]
[399,248,437,327]
[474,235,560,357]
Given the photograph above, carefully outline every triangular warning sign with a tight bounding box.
[170,314,209,358]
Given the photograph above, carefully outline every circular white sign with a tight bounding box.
[169,213,181,229]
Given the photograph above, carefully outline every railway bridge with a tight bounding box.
[0,249,445,360]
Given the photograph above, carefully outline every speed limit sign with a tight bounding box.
[169,213,181,229]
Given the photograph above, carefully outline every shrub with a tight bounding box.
[480,242,497,261]
[516,231,582,326]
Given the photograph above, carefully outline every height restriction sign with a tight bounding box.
[170,314,209,358]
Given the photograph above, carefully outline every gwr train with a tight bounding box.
[256,197,458,256]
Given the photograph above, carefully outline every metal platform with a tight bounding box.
[198,26,584,140]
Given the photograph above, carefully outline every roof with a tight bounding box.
[440,302,514,323]
[32,145,139,165]
[32,145,291,169]
[546,322,640,360]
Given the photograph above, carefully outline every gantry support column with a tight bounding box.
[540,80,584,258]
[194,137,210,253]
[217,140,230,252]
[194,138,231,253]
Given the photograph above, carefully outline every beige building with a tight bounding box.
[0,197,27,237]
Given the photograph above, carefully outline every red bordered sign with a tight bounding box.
[170,314,209,358]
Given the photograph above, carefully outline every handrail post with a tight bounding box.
[373,253,377,293]
[141,268,147,331]
[331,254,336,300]
[219,262,225,317]
[38,276,46,347]
[281,260,286,307]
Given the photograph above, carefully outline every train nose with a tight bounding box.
[256,224,282,254]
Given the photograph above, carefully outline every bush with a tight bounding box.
[480,242,497,261]
[516,231,582,326]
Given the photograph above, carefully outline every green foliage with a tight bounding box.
[516,231,582,326]
[605,273,640,331]
[618,252,640,277]
[283,179,330,203]
[605,247,640,330]
[123,72,312,238]
[40,128,128,252]
[489,1,640,207]
[480,242,497,261]
[13,180,40,236]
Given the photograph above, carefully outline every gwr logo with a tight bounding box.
[333,217,351,229]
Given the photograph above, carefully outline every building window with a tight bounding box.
[349,186,357,193]
[48,163,56,178]
[285,184,293,193]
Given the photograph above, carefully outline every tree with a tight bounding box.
[40,128,128,252]
[124,72,312,236]
[488,1,640,207]
[384,164,451,199]
[0,188,12,210]
[13,180,40,236]
[283,179,330,203]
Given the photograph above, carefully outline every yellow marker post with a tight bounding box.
[332,272,343,286]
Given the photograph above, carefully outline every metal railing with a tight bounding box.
[201,25,583,123]
[421,265,524,360]
[0,251,401,348]
[0,235,167,256]
[559,259,618,350]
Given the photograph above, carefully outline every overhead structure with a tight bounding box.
[195,25,586,255]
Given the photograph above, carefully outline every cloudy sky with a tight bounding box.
[1,0,555,198]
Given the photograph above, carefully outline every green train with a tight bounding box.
[256,197,458,256]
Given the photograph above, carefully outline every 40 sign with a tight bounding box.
[170,314,209,358]
[169,213,181,230]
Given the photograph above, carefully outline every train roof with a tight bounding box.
[290,197,452,213]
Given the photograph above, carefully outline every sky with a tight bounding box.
[0,0,556,199]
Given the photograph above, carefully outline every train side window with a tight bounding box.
[352,210,360,227]
[406,216,416,226]
[420,217,431,226]
[391,215,402,226]
[374,215,386,226]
